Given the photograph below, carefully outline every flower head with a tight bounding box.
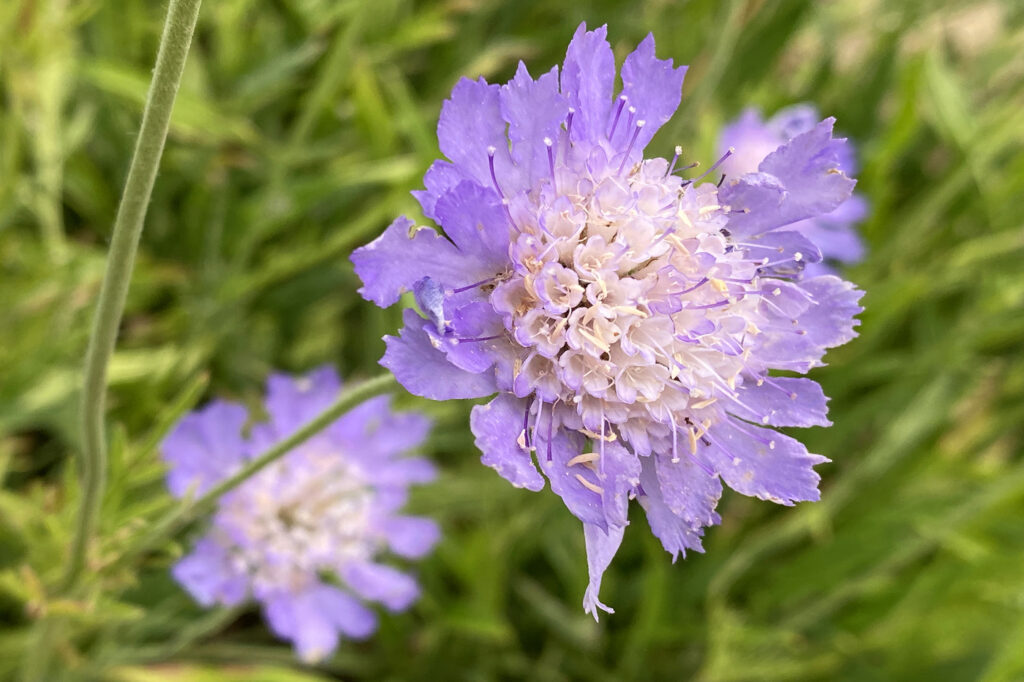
[352,23,863,617]
[163,367,439,662]
[718,104,868,276]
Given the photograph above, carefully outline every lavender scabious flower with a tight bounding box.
[162,367,439,662]
[351,23,863,617]
[718,105,868,276]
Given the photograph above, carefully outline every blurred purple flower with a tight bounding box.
[163,366,439,662]
[718,105,868,276]
[351,23,863,617]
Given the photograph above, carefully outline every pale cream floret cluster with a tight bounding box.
[216,453,375,594]
[493,156,771,459]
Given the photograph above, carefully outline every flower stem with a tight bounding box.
[108,373,400,573]
[66,0,203,594]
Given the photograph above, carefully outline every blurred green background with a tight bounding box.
[2,0,1024,679]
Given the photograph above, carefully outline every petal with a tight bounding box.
[352,216,493,308]
[742,229,823,275]
[704,418,828,505]
[801,193,869,263]
[161,400,248,498]
[618,33,687,150]
[412,160,469,220]
[653,452,723,530]
[500,62,570,186]
[433,181,511,268]
[259,366,341,441]
[720,119,857,237]
[561,23,615,144]
[535,417,606,528]
[340,561,420,612]
[336,398,432,458]
[263,585,376,662]
[437,77,520,193]
[431,300,506,374]
[470,393,546,492]
[718,108,779,179]
[373,456,437,487]
[380,515,441,559]
[172,537,248,607]
[638,456,713,560]
[381,309,498,400]
[595,440,641,528]
[798,275,865,350]
[726,376,831,428]
[582,521,624,620]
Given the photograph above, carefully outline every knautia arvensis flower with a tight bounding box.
[352,23,863,616]
[718,104,868,277]
[162,367,439,661]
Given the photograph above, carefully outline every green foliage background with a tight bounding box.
[2,0,1023,679]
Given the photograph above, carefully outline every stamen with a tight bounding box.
[568,452,599,467]
[683,298,731,310]
[456,334,501,344]
[487,146,504,198]
[545,136,557,192]
[450,277,497,294]
[566,107,575,139]
[673,161,700,177]
[689,452,715,476]
[617,120,645,174]
[693,147,734,183]
[579,427,618,442]
[608,95,627,139]
[522,399,532,451]
[625,105,636,133]
[575,473,604,494]
[666,277,709,297]
[546,402,554,461]
[669,411,679,463]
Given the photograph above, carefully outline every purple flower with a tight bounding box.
[718,105,868,276]
[162,366,440,662]
[351,23,863,617]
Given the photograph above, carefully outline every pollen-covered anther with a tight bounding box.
[575,473,605,494]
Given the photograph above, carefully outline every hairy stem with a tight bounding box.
[68,0,203,593]
[20,2,203,680]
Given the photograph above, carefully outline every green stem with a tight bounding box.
[109,373,399,572]
[67,0,203,593]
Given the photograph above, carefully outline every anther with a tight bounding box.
[667,145,684,176]
[575,473,605,495]
[566,107,575,139]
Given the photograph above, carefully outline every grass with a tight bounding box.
[1,0,1023,679]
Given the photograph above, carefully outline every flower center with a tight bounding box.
[216,452,374,593]
[494,150,770,458]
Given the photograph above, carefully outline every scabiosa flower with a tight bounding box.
[162,367,440,662]
[717,104,868,276]
[351,23,863,617]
